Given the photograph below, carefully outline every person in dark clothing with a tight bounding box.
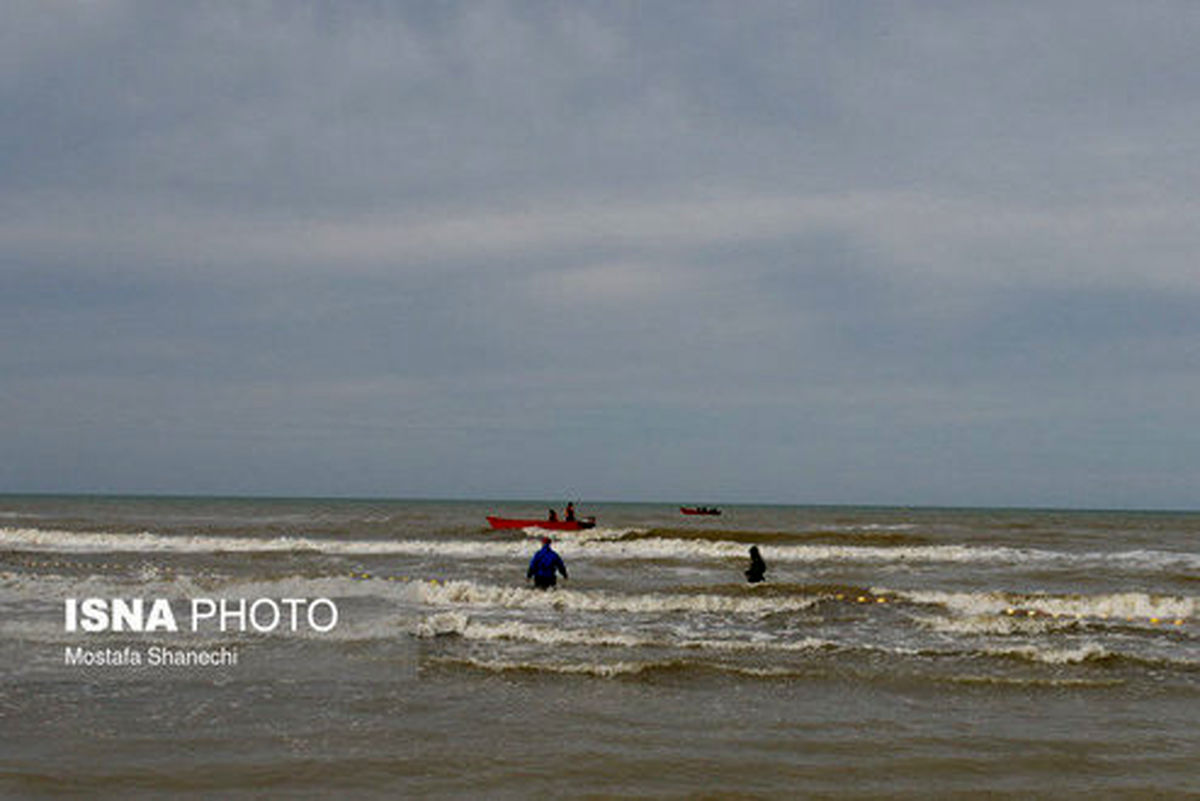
[527,536,568,590]
[745,546,767,583]
[564,502,576,522]
[547,508,558,521]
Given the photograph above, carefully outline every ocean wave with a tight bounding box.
[5,526,1198,573]
[411,615,837,654]
[425,626,1200,674]
[428,655,662,678]
[899,589,1197,623]
[915,614,1083,636]
[426,655,816,679]
[974,643,1200,670]
[414,579,820,615]
[983,642,1114,665]
[0,567,423,607]
[939,675,1127,688]
[0,527,527,558]
[621,527,930,547]
[514,526,645,543]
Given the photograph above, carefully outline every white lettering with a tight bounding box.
[219,599,247,632]
[191,599,217,632]
[281,598,304,629]
[110,598,142,632]
[308,598,338,632]
[145,599,177,632]
[249,598,280,632]
[80,598,109,632]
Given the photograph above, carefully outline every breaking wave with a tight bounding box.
[414,579,820,615]
[5,526,1198,573]
[898,589,1197,622]
[412,615,837,653]
[426,655,819,679]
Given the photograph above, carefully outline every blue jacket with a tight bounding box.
[527,544,568,581]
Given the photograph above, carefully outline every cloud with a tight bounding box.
[3,1,1200,505]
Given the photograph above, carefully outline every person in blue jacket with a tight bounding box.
[527,536,568,590]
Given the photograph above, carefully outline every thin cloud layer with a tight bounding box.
[3,1,1199,506]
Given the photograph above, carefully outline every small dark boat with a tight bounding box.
[680,507,721,516]
[486,515,596,531]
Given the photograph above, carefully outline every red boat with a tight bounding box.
[680,507,721,516]
[486,515,596,531]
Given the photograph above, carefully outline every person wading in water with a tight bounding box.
[527,536,568,590]
[745,546,767,583]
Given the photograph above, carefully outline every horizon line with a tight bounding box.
[1,490,1197,515]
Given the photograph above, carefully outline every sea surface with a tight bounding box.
[1,496,1198,799]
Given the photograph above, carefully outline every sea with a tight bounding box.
[1,495,1197,799]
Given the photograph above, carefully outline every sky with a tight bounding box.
[3,1,1200,508]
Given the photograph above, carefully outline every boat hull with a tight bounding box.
[486,516,596,531]
[680,507,721,516]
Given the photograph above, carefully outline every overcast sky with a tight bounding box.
[3,1,1199,507]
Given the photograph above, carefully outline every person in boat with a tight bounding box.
[564,502,576,522]
[547,508,558,521]
[527,536,568,590]
[745,546,767,584]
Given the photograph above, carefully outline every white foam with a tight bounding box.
[5,526,1197,572]
[455,619,648,647]
[814,523,917,532]
[413,611,470,638]
[899,589,1196,621]
[430,655,833,679]
[430,655,654,677]
[516,526,646,543]
[415,579,819,615]
[0,567,421,606]
[983,642,1114,665]
[915,614,1077,636]
[0,527,520,557]
[435,617,835,653]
